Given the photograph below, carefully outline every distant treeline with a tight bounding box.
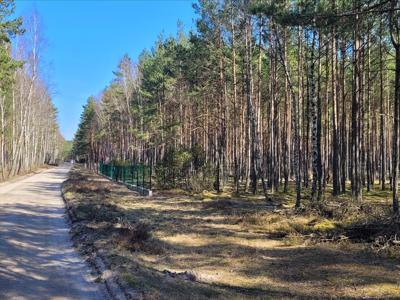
[0,1,64,180]
[73,0,400,212]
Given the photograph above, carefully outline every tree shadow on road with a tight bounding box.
[0,172,101,299]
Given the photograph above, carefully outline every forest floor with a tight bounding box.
[62,166,400,299]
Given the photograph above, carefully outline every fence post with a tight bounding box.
[149,163,152,190]
[136,164,139,187]
[142,163,145,189]
[130,165,133,185]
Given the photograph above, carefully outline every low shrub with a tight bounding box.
[203,199,235,210]
[131,221,152,242]
[155,146,214,192]
[115,219,164,254]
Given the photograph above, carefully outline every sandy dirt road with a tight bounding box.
[0,165,107,300]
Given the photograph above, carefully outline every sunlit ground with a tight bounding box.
[63,167,400,299]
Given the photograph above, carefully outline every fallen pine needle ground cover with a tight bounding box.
[62,165,400,299]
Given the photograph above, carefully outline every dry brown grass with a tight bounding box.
[62,166,400,299]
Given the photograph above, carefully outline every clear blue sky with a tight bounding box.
[15,0,196,140]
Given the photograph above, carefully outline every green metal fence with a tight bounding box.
[98,162,152,190]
